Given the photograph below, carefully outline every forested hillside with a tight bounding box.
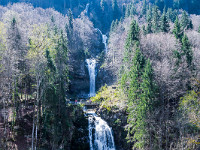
[0,0,200,150]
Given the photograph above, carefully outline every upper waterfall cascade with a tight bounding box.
[96,28,108,53]
[86,59,96,97]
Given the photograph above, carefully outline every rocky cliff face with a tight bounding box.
[68,16,104,97]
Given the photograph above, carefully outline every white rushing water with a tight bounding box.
[88,113,116,150]
[86,59,96,97]
[102,35,108,53]
[86,29,115,150]
[96,28,108,53]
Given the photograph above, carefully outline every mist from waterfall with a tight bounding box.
[88,113,116,150]
[86,59,96,97]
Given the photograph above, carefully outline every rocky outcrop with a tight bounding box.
[68,18,104,97]
[70,112,89,150]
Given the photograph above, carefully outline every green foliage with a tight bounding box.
[142,25,147,35]
[68,9,73,30]
[173,50,182,66]
[152,6,161,33]
[124,19,140,67]
[160,9,170,33]
[142,0,147,15]
[112,0,119,20]
[173,17,183,41]
[181,34,193,68]
[146,7,153,34]
[121,19,159,149]
[91,84,126,111]
[27,20,69,148]
[46,49,56,72]
[166,8,177,22]
[181,11,193,30]
[179,86,200,147]
[110,19,119,32]
[125,20,140,52]
[124,49,158,149]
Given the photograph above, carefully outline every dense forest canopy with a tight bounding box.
[1,0,200,15]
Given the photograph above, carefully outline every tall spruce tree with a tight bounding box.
[126,50,158,149]
[181,34,193,68]
[112,0,119,20]
[125,4,131,18]
[160,9,170,32]
[152,6,160,33]
[126,48,145,146]
[173,16,183,41]
[181,11,193,30]
[146,8,153,34]
[124,19,140,64]
[68,9,73,30]
[125,20,140,48]
[166,8,177,22]
[142,0,147,15]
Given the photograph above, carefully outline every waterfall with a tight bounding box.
[86,29,115,150]
[88,112,116,150]
[96,28,108,53]
[102,35,108,53]
[86,59,96,97]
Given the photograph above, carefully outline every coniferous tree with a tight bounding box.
[126,50,158,149]
[125,20,140,53]
[181,11,193,30]
[112,0,119,20]
[198,25,200,33]
[110,20,115,32]
[142,0,147,15]
[173,16,183,41]
[68,9,73,30]
[142,25,147,35]
[125,4,131,18]
[181,34,193,68]
[66,9,74,49]
[160,9,170,32]
[152,6,160,33]
[130,4,136,16]
[146,8,153,34]
[139,59,158,149]
[166,8,177,22]
[41,24,69,149]
[100,0,106,11]
[126,48,146,148]
[124,20,140,67]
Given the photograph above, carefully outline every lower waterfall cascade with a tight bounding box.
[88,112,116,150]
